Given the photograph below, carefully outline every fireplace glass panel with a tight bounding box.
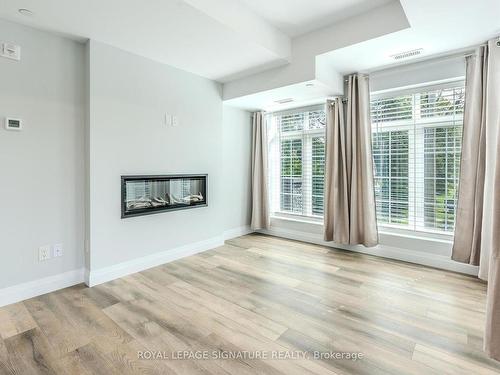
[122,175,207,218]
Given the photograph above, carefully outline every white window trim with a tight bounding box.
[371,79,465,237]
[271,212,323,225]
[269,105,326,219]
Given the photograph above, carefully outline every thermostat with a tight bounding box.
[5,118,22,130]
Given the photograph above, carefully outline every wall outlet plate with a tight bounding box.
[39,245,51,262]
[53,243,63,257]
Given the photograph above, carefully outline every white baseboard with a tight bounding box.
[259,227,479,276]
[0,229,250,306]
[86,235,225,287]
[223,225,254,241]
[3,225,473,307]
[0,268,85,308]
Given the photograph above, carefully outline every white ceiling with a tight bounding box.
[0,0,289,81]
[225,79,334,112]
[1,0,498,107]
[324,0,500,75]
[0,0,396,82]
[224,0,500,111]
[238,0,393,37]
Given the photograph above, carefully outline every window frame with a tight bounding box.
[370,79,465,238]
[268,104,326,220]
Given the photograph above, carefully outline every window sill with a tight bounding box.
[271,213,323,225]
[377,225,454,244]
[270,215,453,245]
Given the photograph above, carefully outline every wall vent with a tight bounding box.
[391,48,423,60]
[274,98,294,104]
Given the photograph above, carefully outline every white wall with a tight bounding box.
[370,54,466,92]
[0,20,85,288]
[222,106,252,232]
[87,40,226,272]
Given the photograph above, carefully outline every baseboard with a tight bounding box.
[223,225,254,241]
[0,230,248,306]
[259,227,479,276]
[86,235,225,287]
[0,268,85,308]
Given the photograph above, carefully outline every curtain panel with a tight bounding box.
[452,45,488,267]
[452,39,500,361]
[250,111,270,230]
[324,74,378,247]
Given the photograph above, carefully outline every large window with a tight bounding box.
[267,83,464,235]
[371,83,465,234]
[268,106,326,218]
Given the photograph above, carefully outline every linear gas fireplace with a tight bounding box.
[121,174,207,218]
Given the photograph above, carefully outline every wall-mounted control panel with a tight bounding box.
[5,118,22,130]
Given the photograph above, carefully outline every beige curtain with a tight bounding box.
[452,40,500,361]
[250,112,270,230]
[324,74,378,247]
[484,38,500,362]
[452,46,488,266]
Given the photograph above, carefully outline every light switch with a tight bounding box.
[165,113,172,126]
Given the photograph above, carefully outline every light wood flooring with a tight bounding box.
[0,233,498,374]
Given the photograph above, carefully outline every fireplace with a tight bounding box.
[121,174,207,218]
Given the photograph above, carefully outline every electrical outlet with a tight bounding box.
[53,243,63,257]
[39,245,51,262]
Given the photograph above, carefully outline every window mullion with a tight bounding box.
[303,134,313,217]
[413,92,424,231]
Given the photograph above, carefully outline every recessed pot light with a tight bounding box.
[18,8,34,16]
[306,83,314,87]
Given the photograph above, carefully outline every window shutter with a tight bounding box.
[268,105,326,218]
[371,83,465,233]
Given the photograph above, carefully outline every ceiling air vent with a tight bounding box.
[274,98,294,104]
[391,48,423,60]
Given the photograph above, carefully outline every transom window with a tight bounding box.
[371,83,465,234]
[268,106,326,218]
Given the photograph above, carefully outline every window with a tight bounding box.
[268,105,326,218]
[371,83,465,234]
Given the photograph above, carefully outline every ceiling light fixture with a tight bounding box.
[391,48,423,60]
[18,8,33,16]
[306,83,314,87]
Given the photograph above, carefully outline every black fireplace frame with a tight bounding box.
[121,174,208,218]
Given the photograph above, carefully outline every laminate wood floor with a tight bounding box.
[0,233,498,374]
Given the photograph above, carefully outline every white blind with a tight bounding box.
[268,105,326,218]
[371,83,465,234]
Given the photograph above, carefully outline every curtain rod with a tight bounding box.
[464,39,500,58]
